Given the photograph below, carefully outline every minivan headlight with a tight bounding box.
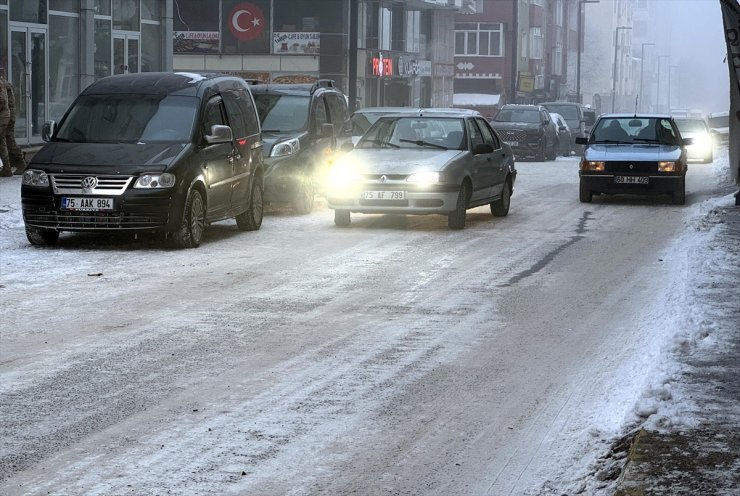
[134,173,176,189]
[22,169,49,186]
[271,138,300,157]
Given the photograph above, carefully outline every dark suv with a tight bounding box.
[489,104,558,161]
[250,80,350,214]
[22,72,264,248]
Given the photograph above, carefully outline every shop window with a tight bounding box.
[361,1,379,50]
[113,0,139,31]
[49,14,79,122]
[141,23,161,72]
[94,18,111,79]
[10,0,47,23]
[173,0,219,54]
[50,0,78,13]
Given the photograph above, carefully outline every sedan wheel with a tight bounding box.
[672,177,686,205]
[579,181,592,203]
[491,180,511,217]
[292,177,314,215]
[172,189,205,248]
[448,182,469,230]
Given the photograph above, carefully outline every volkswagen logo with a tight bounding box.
[380,175,387,183]
[81,176,98,189]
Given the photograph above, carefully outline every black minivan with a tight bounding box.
[21,72,264,248]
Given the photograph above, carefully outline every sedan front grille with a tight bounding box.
[605,161,658,174]
[51,174,134,195]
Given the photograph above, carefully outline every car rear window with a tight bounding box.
[543,105,580,120]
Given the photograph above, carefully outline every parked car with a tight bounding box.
[250,80,350,214]
[707,111,730,146]
[582,108,597,138]
[540,101,586,153]
[549,112,572,157]
[21,72,264,248]
[576,114,690,205]
[675,117,713,163]
[489,104,558,161]
[325,109,517,229]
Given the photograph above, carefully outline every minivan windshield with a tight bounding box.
[55,94,198,143]
[253,94,309,132]
[494,108,541,123]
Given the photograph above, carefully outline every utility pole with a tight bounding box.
[639,42,655,112]
[576,0,600,104]
[348,0,358,113]
[611,26,631,112]
[656,55,669,113]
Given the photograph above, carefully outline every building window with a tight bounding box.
[10,0,47,23]
[49,13,80,121]
[529,27,543,60]
[94,18,111,79]
[454,22,503,56]
[141,23,161,71]
[113,0,140,31]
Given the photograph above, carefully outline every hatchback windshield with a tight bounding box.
[590,117,680,145]
[358,117,465,150]
[544,105,579,120]
[676,119,708,134]
[253,94,309,132]
[494,108,541,123]
[55,94,198,143]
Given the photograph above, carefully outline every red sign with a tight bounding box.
[371,54,394,77]
[228,2,266,41]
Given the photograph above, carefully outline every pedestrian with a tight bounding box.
[0,76,26,176]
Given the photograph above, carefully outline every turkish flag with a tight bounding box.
[222,0,271,54]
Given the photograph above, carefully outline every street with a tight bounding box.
[0,152,730,495]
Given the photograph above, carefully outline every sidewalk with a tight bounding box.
[615,193,740,495]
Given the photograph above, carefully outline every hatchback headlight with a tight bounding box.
[271,138,300,157]
[658,161,677,172]
[406,172,441,184]
[134,173,176,189]
[580,159,605,172]
[22,169,49,186]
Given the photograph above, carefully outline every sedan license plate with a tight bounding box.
[362,191,406,200]
[505,141,519,147]
[61,197,114,211]
[614,176,649,185]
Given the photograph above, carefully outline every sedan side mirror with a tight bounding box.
[473,143,493,155]
[575,137,589,145]
[682,137,694,146]
[42,120,56,142]
[205,124,233,145]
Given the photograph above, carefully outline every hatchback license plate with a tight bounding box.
[614,176,649,185]
[61,197,114,211]
[362,191,406,200]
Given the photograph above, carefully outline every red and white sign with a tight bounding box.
[371,53,394,77]
[228,2,266,41]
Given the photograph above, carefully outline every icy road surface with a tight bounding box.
[0,153,730,495]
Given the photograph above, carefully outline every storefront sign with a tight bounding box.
[397,57,432,77]
[273,32,320,54]
[173,31,220,54]
[371,53,394,77]
[518,74,535,93]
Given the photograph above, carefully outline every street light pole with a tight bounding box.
[576,0,600,104]
[639,42,656,112]
[611,26,631,112]
[656,55,669,113]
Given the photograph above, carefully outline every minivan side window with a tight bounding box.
[326,94,348,133]
[312,96,329,133]
[222,89,260,139]
[202,96,226,137]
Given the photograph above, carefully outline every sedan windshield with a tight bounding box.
[55,94,198,143]
[590,117,680,145]
[494,109,541,123]
[358,117,465,150]
[253,94,309,132]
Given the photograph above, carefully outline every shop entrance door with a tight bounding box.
[9,26,47,144]
[113,33,140,75]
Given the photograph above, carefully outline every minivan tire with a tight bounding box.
[236,177,264,231]
[172,189,205,248]
[26,227,59,246]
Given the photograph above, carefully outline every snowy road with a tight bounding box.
[0,154,728,495]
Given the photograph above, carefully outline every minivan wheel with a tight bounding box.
[448,181,469,230]
[334,209,351,227]
[292,178,314,215]
[236,177,264,231]
[26,226,59,246]
[172,189,205,248]
[491,180,511,217]
[579,181,592,203]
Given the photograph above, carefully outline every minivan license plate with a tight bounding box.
[614,176,649,185]
[61,197,114,211]
[362,191,405,200]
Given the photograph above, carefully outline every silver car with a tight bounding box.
[324,110,517,229]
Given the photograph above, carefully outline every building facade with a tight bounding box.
[0,0,173,146]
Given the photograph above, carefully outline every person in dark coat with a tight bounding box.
[0,76,26,176]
